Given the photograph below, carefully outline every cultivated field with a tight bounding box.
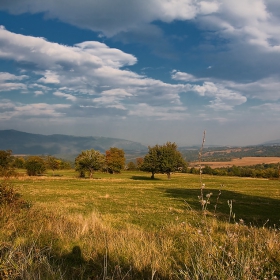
[198,156,280,168]
[1,170,280,279]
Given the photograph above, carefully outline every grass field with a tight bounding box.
[1,170,280,279]
[197,156,280,168]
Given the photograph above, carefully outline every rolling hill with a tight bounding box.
[0,130,147,159]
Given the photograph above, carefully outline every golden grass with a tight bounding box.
[1,172,280,279]
[199,156,280,168]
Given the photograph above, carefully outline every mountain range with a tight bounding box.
[0,130,147,159]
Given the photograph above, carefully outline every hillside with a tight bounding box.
[180,144,280,162]
[0,130,147,159]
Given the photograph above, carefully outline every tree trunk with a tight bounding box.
[151,172,155,179]
[89,170,93,179]
[167,172,171,180]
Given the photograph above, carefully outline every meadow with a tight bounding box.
[195,156,280,168]
[1,170,280,279]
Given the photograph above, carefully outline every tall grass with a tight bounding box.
[1,191,280,279]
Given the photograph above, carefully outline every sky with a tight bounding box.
[0,0,280,147]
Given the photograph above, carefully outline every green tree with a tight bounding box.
[75,149,105,178]
[158,142,186,179]
[0,150,16,177]
[46,156,61,176]
[141,142,186,179]
[127,161,136,171]
[0,150,13,169]
[136,157,144,170]
[105,147,125,174]
[141,145,161,179]
[12,157,25,169]
[25,156,46,176]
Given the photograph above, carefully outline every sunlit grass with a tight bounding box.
[1,171,280,279]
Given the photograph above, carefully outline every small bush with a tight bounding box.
[0,181,30,208]
[25,156,46,176]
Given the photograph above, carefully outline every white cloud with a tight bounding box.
[38,70,60,84]
[0,28,191,120]
[171,70,199,82]
[53,91,77,102]
[1,0,279,54]
[0,72,28,92]
[34,90,43,96]
[198,0,280,52]
[172,71,247,110]
[128,103,189,120]
[0,72,28,81]
[0,99,70,120]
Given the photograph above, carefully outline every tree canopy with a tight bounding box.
[105,147,125,174]
[25,156,46,176]
[0,150,15,177]
[75,149,105,178]
[141,142,186,179]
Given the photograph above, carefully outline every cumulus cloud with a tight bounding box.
[1,0,279,53]
[53,91,77,102]
[0,72,28,92]
[0,28,191,120]
[0,99,70,120]
[128,103,189,120]
[198,0,280,52]
[172,70,247,110]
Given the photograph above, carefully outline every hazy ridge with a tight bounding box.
[0,130,147,159]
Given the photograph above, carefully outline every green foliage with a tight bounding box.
[75,149,105,178]
[136,157,144,170]
[141,142,186,179]
[46,156,61,175]
[0,150,16,177]
[182,145,280,162]
[105,147,125,174]
[201,163,280,179]
[0,181,28,208]
[127,161,137,171]
[2,172,280,279]
[12,156,25,168]
[25,156,46,176]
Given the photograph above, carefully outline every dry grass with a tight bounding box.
[199,156,280,168]
[1,204,279,279]
[1,171,280,279]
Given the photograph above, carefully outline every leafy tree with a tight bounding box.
[25,156,46,176]
[141,145,161,179]
[141,142,186,179]
[0,150,13,169]
[0,150,16,177]
[75,149,105,178]
[12,157,25,169]
[46,156,61,176]
[158,142,186,179]
[105,147,125,174]
[127,161,136,171]
[136,157,144,170]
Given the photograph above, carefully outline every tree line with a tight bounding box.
[0,142,187,179]
[0,150,71,177]
[189,164,280,179]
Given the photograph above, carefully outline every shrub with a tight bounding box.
[25,156,46,176]
[0,181,20,205]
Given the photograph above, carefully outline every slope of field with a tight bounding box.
[2,171,280,279]
[198,156,280,168]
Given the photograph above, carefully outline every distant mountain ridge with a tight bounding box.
[0,130,147,158]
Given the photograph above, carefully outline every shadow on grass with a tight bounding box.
[130,176,161,181]
[52,246,166,280]
[157,187,280,227]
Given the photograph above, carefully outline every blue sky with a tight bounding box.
[0,0,280,146]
